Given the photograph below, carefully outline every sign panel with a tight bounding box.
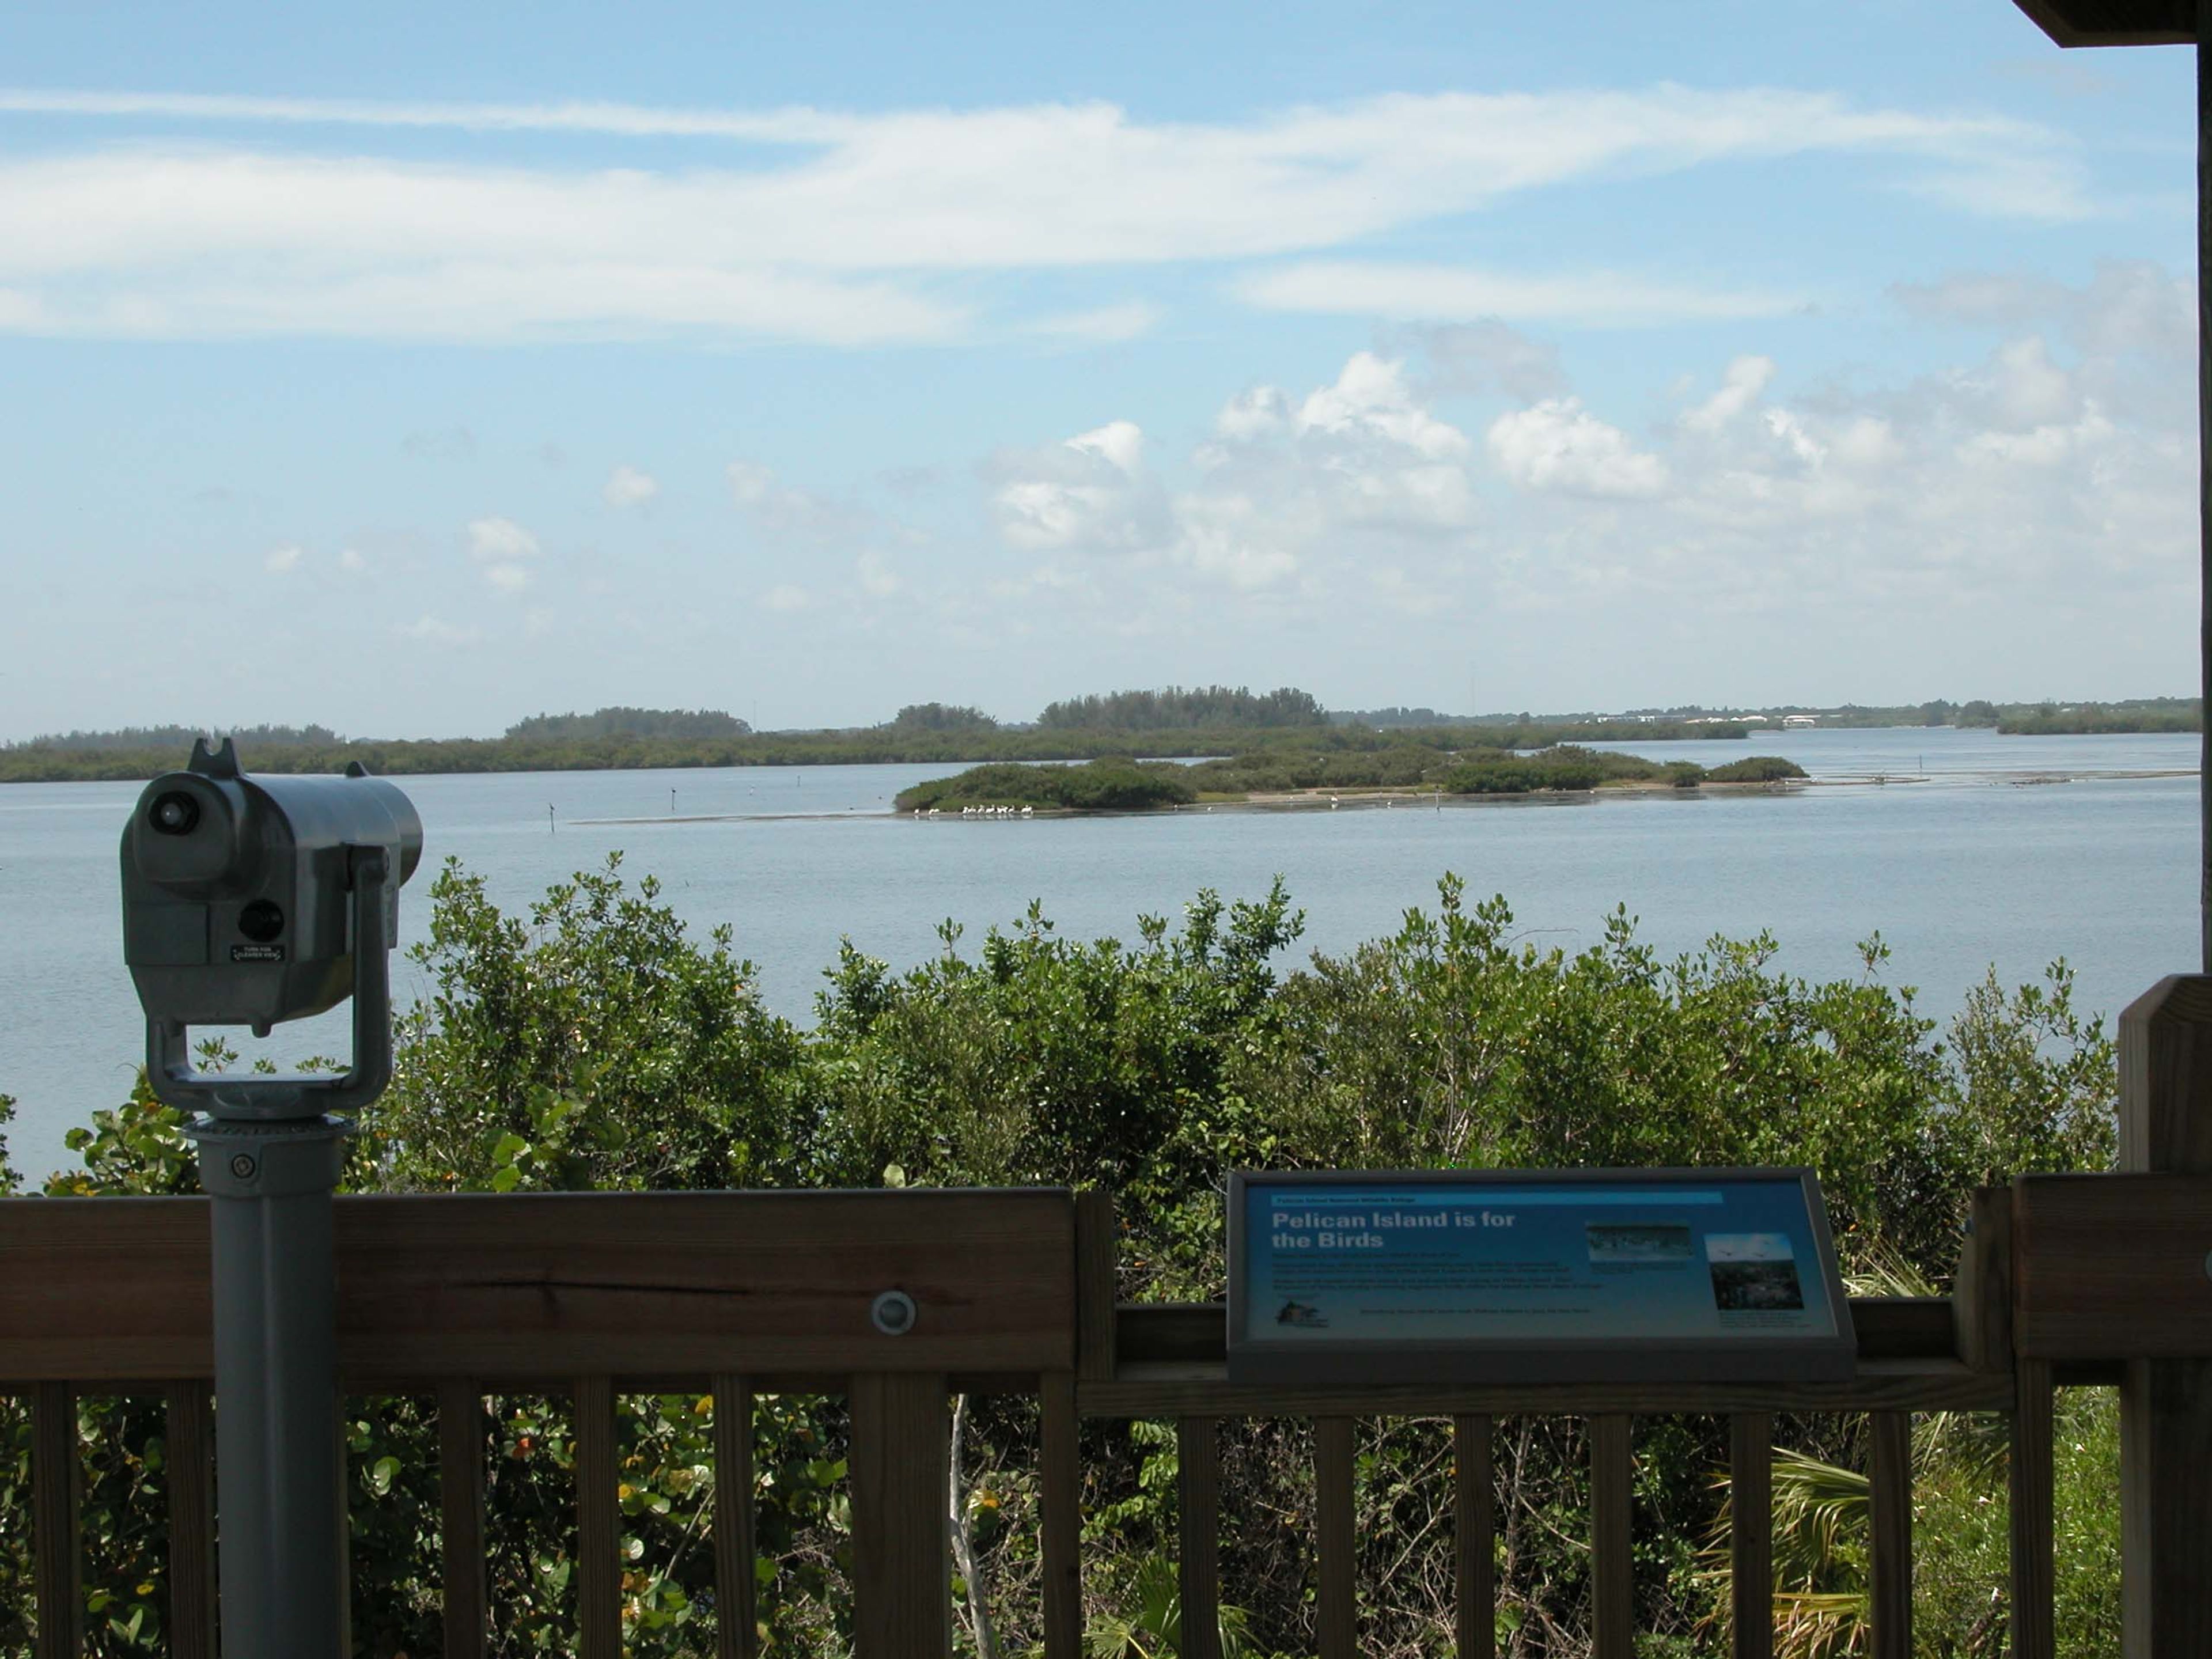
[1227,1169,1855,1385]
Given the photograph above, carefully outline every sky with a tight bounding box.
[0,0,2200,738]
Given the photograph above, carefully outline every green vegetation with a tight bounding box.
[8,687,2202,785]
[1,861,2118,1657]
[887,702,1000,733]
[505,707,752,743]
[893,759,1198,813]
[1706,755,1812,783]
[1998,699,2202,736]
[898,745,1810,806]
[1037,685,1327,731]
[0,695,1749,785]
[6,721,344,753]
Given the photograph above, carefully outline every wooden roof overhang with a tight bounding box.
[2010,0,2194,46]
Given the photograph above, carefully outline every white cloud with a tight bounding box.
[0,84,2088,343]
[728,460,872,544]
[1297,353,1469,460]
[1021,302,1160,342]
[1244,262,1803,327]
[264,543,303,573]
[603,464,659,507]
[1683,356,1776,433]
[399,614,480,646]
[1487,398,1669,498]
[336,547,366,573]
[1217,387,1292,440]
[1411,321,1569,403]
[467,515,540,562]
[989,421,1168,553]
[988,351,1488,599]
[761,584,810,612]
[483,562,532,593]
[1069,420,1145,476]
[855,550,900,598]
[1463,267,2193,631]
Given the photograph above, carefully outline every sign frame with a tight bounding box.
[1226,1167,1857,1385]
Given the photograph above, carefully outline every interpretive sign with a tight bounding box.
[1226,1169,1855,1385]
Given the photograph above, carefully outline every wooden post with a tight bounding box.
[2012,1359,2056,1659]
[1177,1418,1222,1659]
[1868,1412,1912,1659]
[2200,0,2212,974]
[711,1374,759,1659]
[438,1380,489,1659]
[1453,1414,1495,1659]
[575,1376,622,1659]
[1313,1417,1357,1659]
[164,1381,217,1659]
[1040,1373,1083,1659]
[1729,1415,1774,1659]
[850,1373,951,1659]
[1075,1190,1118,1385]
[2119,975,2212,1657]
[1589,1416,1633,1659]
[31,1382,79,1659]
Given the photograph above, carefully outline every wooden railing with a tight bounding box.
[4,974,2211,1656]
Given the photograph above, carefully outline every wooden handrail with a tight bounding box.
[2,1162,2198,1657]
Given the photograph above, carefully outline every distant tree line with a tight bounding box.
[503,707,753,742]
[1037,685,1328,731]
[885,702,999,734]
[3,722,343,753]
[1997,699,2202,735]
[0,707,1751,785]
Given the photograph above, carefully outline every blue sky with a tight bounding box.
[0,1,2198,737]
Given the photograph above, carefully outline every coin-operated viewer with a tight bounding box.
[121,736,421,1659]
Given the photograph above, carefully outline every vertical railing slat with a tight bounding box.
[438,1380,489,1659]
[32,1382,79,1659]
[1314,1417,1357,1659]
[850,1373,952,1659]
[711,1373,759,1659]
[1869,1411,1913,1659]
[1177,1417,1222,1659]
[1729,1414,1774,1659]
[1040,1372,1083,1659]
[338,1408,356,1659]
[1075,1190,1118,1385]
[1453,1414,1495,1659]
[1589,1415,1634,1659]
[575,1376,622,1659]
[164,1381,217,1659]
[2010,1361,2056,1659]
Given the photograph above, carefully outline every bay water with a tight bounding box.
[1,725,2195,1179]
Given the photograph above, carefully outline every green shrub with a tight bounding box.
[1706,756,1810,783]
[9,868,2122,1657]
[894,759,1196,813]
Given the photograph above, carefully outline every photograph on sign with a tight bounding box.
[1227,1169,1855,1386]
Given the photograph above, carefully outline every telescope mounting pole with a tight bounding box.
[171,844,394,1659]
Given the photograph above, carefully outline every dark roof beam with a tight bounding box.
[2010,0,2193,46]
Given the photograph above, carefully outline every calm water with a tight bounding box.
[1,726,2197,1179]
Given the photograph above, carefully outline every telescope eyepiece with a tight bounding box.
[149,790,201,836]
